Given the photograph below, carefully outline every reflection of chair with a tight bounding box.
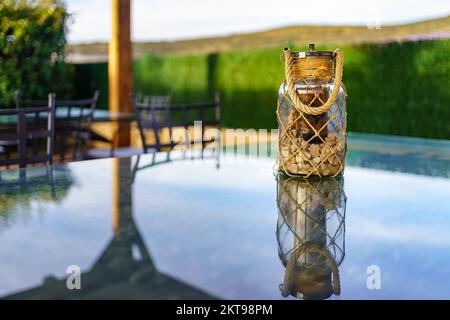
[0,163,75,233]
[0,165,54,191]
[132,93,221,153]
[15,90,100,161]
[130,142,221,184]
[0,165,74,225]
[276,174,346,300]
[0,94,56,168]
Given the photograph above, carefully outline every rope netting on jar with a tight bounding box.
[277,48,347,178]
[276,175,346,299]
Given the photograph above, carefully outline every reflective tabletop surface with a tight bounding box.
[0,133,450,299]
[0,107,135,124]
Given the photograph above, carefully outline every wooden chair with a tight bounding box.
[15,90,99,161]
[131,93,221,153]
[0,93,56,168]
[129,144,221,184]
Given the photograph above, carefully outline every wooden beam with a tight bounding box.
[109,0,132,147]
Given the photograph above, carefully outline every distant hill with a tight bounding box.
[67,15,450,62]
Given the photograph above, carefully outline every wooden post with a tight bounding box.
[109,0,132,147]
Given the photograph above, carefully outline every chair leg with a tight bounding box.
[47,166,56,199]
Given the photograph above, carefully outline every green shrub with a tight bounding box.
[342,40,450,139]
[134,53,209,102]
[71,62,109,108]
[0,0,69,106]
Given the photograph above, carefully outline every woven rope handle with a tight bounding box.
[282,244,341,296]
[283,48,344,116]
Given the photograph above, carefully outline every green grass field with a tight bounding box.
[71,38,450,139]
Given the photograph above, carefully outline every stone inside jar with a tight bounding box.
[279,87,345,176]
[296,86,329,143]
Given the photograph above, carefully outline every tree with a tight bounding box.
[0,0,70,106]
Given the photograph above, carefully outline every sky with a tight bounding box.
[66,0,450,44]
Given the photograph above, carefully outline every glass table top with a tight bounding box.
[0,132,450,300]
[0,107,135,124]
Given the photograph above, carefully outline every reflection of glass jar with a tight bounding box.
[276,174,346,300]
[277,44,347,177]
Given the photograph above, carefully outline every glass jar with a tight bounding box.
[277,45,347,177]
[276,174,346,299]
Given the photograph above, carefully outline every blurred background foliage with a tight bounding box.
[0,0,70,106]
[71,39,450,139]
